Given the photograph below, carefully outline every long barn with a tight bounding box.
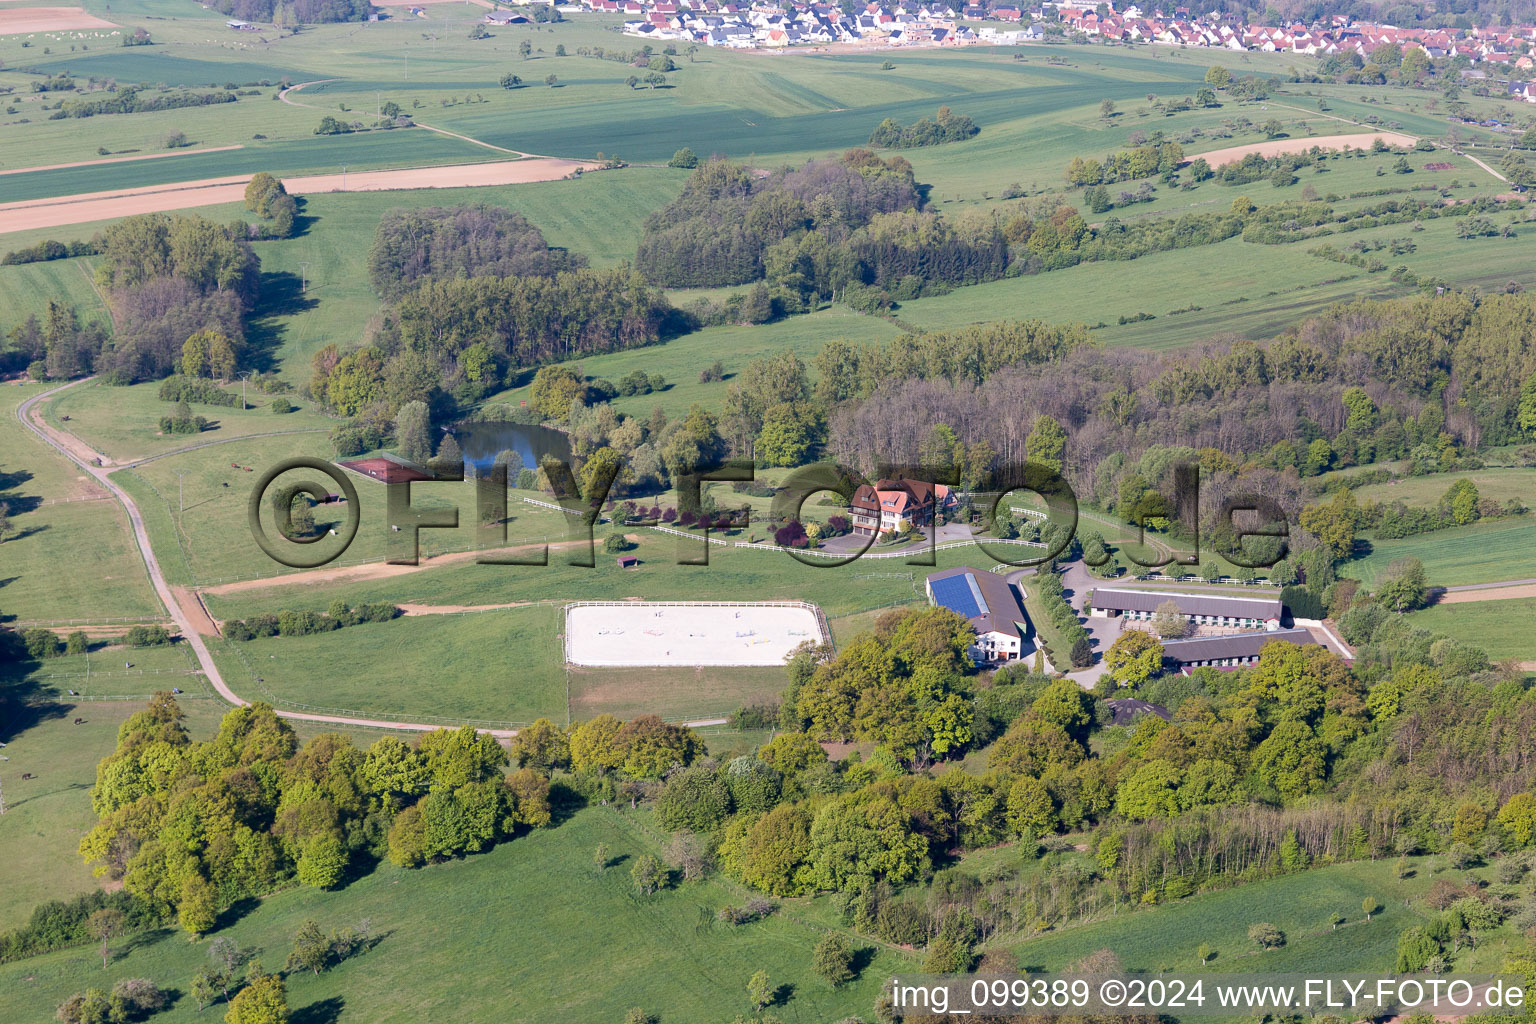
[1089,587,1281,629]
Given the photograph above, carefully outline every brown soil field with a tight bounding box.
[0,6,117,33]
[1435,582,1536,604]
[1193,131,1418,167]
[0,156,602,234]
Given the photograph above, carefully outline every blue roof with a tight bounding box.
[930,572,989,620]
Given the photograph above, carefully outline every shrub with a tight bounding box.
[270,397,292,414]
[123,625,172,648]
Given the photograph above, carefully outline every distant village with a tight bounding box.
[512,0,1536,66]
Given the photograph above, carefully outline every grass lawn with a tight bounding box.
[200,532,943,623]
[0,383,163,624]
[0,699,232,931]
[1349,467,1536,507]
[207,606,568,728]
[998,855,1516,978]
[0,802,909,1024]
[1408,597,1536,662]
[1344,517,1536,588]
[46,378,338,464]
[0,257,112,330]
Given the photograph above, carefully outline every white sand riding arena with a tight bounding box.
[564,602,826,667]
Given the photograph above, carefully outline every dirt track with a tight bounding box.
[1435,582,1536,604]
[200,538,600,596]
[0,156,602,235]
[1194,131,1418,168]
[0,6,117,33]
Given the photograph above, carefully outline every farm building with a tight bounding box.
[1090,587,1281,629]
[924,566,1031,664]
[1159,627,1316,671]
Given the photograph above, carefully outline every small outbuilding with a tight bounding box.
[616,555,639,569]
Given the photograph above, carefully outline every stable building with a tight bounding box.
[1159,627,1315,671]
[1090,587,1281,630]
[925,566,1030,664]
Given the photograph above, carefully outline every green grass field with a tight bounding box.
[1350,468,1536,507]
[1344,516,1536,588]
[209,607,567,727]
[997,855,1519,978]
[1408,597,1536,662]
[46,378,337,463]
[0,699,232,931]
[0,257,112,331]
[0,384,163,624]
[0,798,909,1024]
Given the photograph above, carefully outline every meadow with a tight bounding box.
[46,377,337,463]
[0,798,909,1024]
[1409,597,1536,662]
[0,383,162,624]
[1001,855,1521,978]
[1349,467,1536,507]
[209,606,568,727]
[1344,516,1536,588]
[0,698,232,931]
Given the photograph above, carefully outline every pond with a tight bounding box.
[449,420,572,474]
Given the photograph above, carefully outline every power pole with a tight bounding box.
[237,370,252,410]
[299,261,310,293]
[177,471,184,514]
[342,165,348,190]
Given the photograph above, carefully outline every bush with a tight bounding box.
[158,375,237,407]
[123,625,172,648]
[270,397,292,414]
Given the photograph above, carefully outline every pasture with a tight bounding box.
[0,699,231,932]
[46,377,337,463]
[0,383,162,624]
[0,798,907,1024]
[1409,597,1536,662]
[1344,517,1536,588]
[1000,855,1521,977]
[1349,468,1536,507]
[209,606,567,727]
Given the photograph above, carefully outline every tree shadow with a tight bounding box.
[0,466,33,492]
[289,196,317,239]
[244,271,319,374]
[849,945,879,980]
[0,632,68,743]
[212,896,262,932]
[292,996,346,1024]
[769,982,795,1007]
[547,778,587,827]
[118,926,174,958]
[603,852,631,870]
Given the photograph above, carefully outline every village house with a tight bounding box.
[849,478,958,536]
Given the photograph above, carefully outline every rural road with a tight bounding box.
[16,380,526,737]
